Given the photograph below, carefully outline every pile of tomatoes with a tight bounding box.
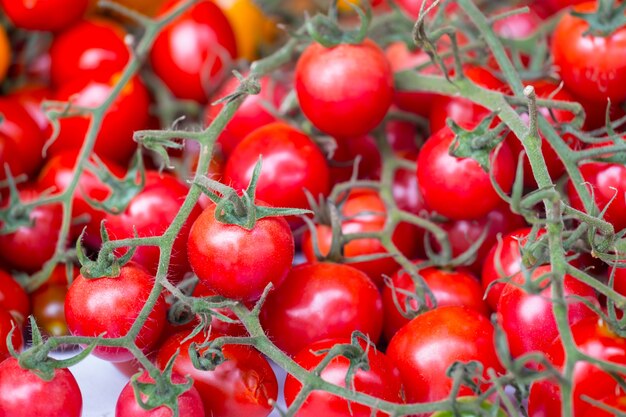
[1,0,626,416]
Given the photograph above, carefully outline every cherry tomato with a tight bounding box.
[155,331,278,417]
[528,317,626,417]
[295,39,393,138]
[0,0,88,32]
[105,171,202,283]
[32,285,70,337]
[382,263,490,341]
[0,308,23,361]
[38,150,126,246]
[105,0,167,17]
[497,265,599,359]
[386,306,503,403]
[567,162,626,233]
[50,73,150,165]
[151,0,238,103]
[552,1,626,104]
[284,338,403,417]
[49,18,130,87]
[0,270,30,324]
[64,263,166,362]
[543,0,588,13]
[0,98,46,178]
[7,84,53,138]
[115,371,205,417]
[0,26,9,83]
[506,80,580,187]
[302,190,418,286]
[224,123,331,211]
[386,118,421,153]
[260,263,383,356]
[187,201,294,302]
[206,74,286,157]
[481,227,544,311]
[0,356,82,417]
[493,6,542,40]
[0,133,24,183]
[0,188,63,274]
[395,0,458,18]
[393,154,427,216]
[329,135,382,185]
[417,126,516,220]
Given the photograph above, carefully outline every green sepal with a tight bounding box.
[0,169,33,234]
[447,114,505,172]
[75,225,137,278]
[571,0,626,37]
[83,150,145,215]
[305,1,371,47]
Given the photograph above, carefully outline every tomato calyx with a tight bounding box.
[571,0,626,37]
[194,157,311,230]
[305,1,372,47]
[76,224,138,279]
[448,114,508,172]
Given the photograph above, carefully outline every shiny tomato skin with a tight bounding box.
[0,133,25,182]
[50,73,150,165]
[543,0,588,13]
[493,6,542,39]
[0,0,88,32]
[7,84,53,139]
[105,172,202,283]
[260,263,383,356]
[49,18,129,87]
[0,188,62,274]
[567,162,626,233]
[301,191,418,287]
[206,74,286,156]
[187,201,294,302]
[386,306,503,403]
[528,317,626,417]
[155,331,278,417]
[283,338,403,417]
[552,1,626,103]
[481,228,542,311]
[31,284,69,338]
[115,371,205,417]
[38,150,126,245]
[497,265,599,359]
[0,308,23,361]
[0,98,45,178]
[580,394,626,417]
[224,123,330,210]
[417,127,516,220]
[0,270,30,324]
[295,39,393,138]
[382,263,490,341]
[151,0,237,103]
[64,263,166,362]
[0,356,82,417]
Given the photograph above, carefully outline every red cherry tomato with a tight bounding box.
[105,172,202,283]
[329,135,382,185]
[0,356,82,417]
[49,18,130,87]
[543,0,588,13]
[552,1,626,104]
[295,39,394,138]
[50,73,150,165]
[301,190,418,286]
[284,338,403,417]
[0,188,62,274]
[224,123,331,211]
[0,133,24,183]
[382,262,490,341]
[151,0,238,103]
[38,150,126,246]
[206,74,286,156]
[481,227,544,311]
[0,0,88,32]
[567,162,626,233]
[497,264,599,359]
[0,98,45,178]
[64,263,166,362]
[7,84,53,139]
[187,201,294,302]
[493,6,542,39]
[0,270,30,324]
[260,263,383,356]
[528,317,626,417]
[417,126,516,220]
[115,371,205,417]
[386,306,503,403]
[155,331,278,417]
[0,309,23,362]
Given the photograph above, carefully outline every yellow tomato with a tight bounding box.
[215,0,278,62]
[0,26,9,84]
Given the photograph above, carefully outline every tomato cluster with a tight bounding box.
[1,0,626,416]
